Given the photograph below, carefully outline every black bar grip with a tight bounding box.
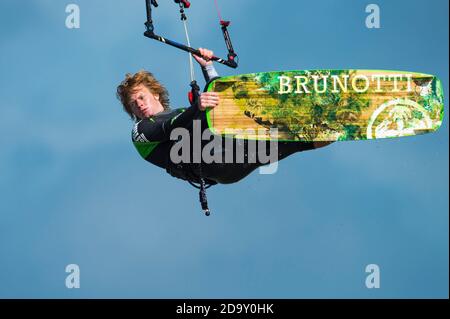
[144,31,238,69]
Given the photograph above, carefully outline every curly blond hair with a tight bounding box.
[116,70,170,120]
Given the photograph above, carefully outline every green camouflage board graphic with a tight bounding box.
[205,70,444,141]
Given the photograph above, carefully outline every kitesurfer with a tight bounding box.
[117,48,332,185]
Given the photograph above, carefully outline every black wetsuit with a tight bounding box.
[132,66,316,184]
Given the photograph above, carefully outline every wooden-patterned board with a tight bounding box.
[205,70,444,141]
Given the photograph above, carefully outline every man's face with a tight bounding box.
[129,84,161,119]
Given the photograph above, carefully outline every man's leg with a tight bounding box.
[201,139,333,184]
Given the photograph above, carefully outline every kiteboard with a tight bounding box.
[205,70,444,141]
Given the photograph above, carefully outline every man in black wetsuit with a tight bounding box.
[117,48,331,185]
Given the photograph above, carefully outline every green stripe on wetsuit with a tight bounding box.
[134,141,160,159]
[133,110,185,159]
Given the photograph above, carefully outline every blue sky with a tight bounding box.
[0,0,448,298]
